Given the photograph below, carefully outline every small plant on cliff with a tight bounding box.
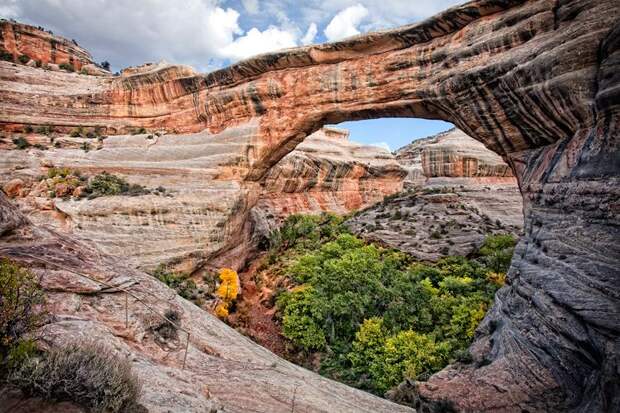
[150,265,206,305]
[18,54,30,64]
[0,258,45,364]
[215,268,239,319]
[12,136,30,149]
[8,341,142,413]
[70,127,84,137]
[0,49,13,62]
[59,62,75,72]
[478,234,516,273]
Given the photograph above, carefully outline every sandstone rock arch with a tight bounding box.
[1,0,619,411]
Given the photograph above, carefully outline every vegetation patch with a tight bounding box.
[8,341,142,413]
[252,214,516,395]
[151,265,210,307]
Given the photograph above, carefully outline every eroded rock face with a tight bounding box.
[1,0,619,411]
[396,128,514,187]
[252,127,405,232]
[0,126,404,273]
[0,20,95,71]
[347,129,523,261]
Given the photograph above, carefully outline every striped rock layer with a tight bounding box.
[0,19,94,70]
[0,0,619,412]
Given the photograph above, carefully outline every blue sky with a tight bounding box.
[0,0,465,149]
[333,119,454,152]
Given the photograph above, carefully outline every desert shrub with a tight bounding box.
[0,258,45,361]
[8,341,142,413]
[12,136,30,149]
[85,173,150,198]
[0,49,13,61]
[70,127,83,137]
[59,62,75,72]
[18,54,30,64]
[36,125,52,135]
[87,172,128,196]
[145,308,180,341]
[81,141,91,152]
[150,265,204,306]
[132,127,147,135]
[478,234,516,273]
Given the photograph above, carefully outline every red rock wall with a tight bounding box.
[0,20,94,70]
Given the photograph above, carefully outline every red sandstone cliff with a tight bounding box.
[0,19,96,71]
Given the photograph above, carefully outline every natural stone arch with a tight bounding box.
[0,0,618,411]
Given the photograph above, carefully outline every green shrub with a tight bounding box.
[36,125,52,135]
[478,234,516,273]
[269,215,512,394]
[132,127,147,135]
[12,136,30,149]
[8,341,142,413]
[0,258,45,360]
[59,62,75,72]
[81,141,91,152]
[150,265,203,304]
[18,54,30,64]
[70,127,83,137]
[0,49,13,62]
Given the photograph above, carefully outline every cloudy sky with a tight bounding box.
[0,0,464,150]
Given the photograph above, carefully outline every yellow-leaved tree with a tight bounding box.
[214,268,239,319]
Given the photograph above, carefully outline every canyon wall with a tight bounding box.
[348,128,523,261]
[0,0,618,411]
[0,19,95,71]
[0,126,404,273]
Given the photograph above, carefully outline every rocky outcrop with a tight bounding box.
[1,0,619,411]
[0,20,95,71]
[346,129,523,261]
[0,126,404,273]
[253,127,404,227]
[396,128,514,187]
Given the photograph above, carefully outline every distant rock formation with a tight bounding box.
[396,128,514,187]
[348,129,522,261]
[0,19,97,72]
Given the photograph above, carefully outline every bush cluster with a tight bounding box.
[0,258,45,362]
[8,341,142,413]
[86,172,150,198]
[151,265,208,307]
[269,215,516,394]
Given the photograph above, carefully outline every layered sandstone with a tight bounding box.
[253,127,404,225]
[0,0,618,411]
[0,126,404,273]
[396,128,514,187]
[0,20,96,71]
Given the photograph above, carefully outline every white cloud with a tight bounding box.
[301,22,318,45]
[324,4,368,42]
[0,0,468,71]
[242,0,260,14]
[0,0,302,70]
[221,26,297,60]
